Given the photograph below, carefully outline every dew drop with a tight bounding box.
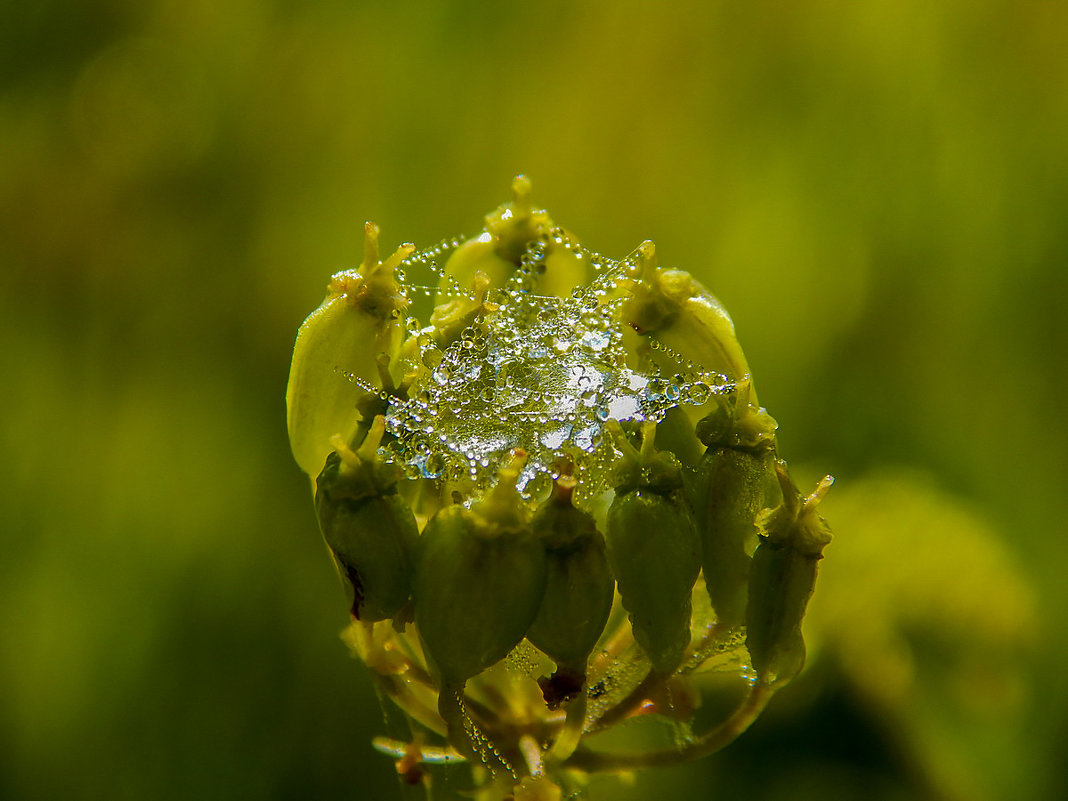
[581,330,610,352]
[540,424,572,450]
[523,469,553,502]
[573,424,599,452]
[423,348,444,368]
[685,381,711,406]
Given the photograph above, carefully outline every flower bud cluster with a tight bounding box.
[285,178,832,798]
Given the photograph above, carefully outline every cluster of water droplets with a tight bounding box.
[368,230,733,506]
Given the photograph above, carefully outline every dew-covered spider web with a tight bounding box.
[349,231,735,507]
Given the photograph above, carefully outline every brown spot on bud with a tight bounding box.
[538,668,586,710]
[341,560,366,620]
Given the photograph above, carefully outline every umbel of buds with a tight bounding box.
[285,177,833,800]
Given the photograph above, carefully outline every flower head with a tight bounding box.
[286,177,832,798]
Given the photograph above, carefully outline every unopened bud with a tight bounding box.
[621,241,758,411]
[746,465,833,685]
[315,416,420,622]
[605,421,702,673]
[527,475,614,706]
[287,222,412,476]
[691,445,780,629]
[412,452,548,688]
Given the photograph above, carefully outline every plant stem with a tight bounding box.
[548,693,587,762]
[563,681,776,773]
[589,668,662,731]
[590,621,735,731]
[372,673,449,738]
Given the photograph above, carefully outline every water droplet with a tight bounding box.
[522,469,553,502]
[423,348,444,368]
[573,424,600,452]
[540,424,572,450]
[684,381,711,406]
[580,330,610,352]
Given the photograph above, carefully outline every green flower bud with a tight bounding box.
[746,465,833,685]
[412,452,548,689]
[526,475,615,706]
[653,405,705,468]
[428,272,497,350]
[690,390,782,628]
[621,241,758,409]
[436,175,544,298]
[315,416,420,622]
[605,421,702,674]
[438,235,515,299]
[534,232,588,300]
[691,445,780,629]
[694,382,778,454]
[437,176,587,303]
[286,222,412,476]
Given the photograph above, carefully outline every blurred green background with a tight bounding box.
[2,1,1065,799]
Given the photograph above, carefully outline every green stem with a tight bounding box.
[564,682,776,773]
[372,673,448,738]
[589,668,663,731]
[548,692,587,762]
[677,621,735,676]
[591,622,735,730]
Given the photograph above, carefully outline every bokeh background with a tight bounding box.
[2,1,1066,799]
